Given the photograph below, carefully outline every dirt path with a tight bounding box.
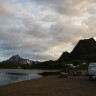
[0,76,96,96]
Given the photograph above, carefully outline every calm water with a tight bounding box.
[0,69,47,86]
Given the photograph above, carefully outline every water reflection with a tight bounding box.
[0,69,45,86]
[6,74,23,80]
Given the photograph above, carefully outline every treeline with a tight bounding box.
[31,60,89,70]
[31,60,62,69]
[0,59,89,71]
[0,63,31,69]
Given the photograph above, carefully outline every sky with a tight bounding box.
[0,0,96,61]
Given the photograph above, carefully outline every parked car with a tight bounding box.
[88,63,96,79]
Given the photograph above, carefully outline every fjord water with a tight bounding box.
[0,69,46,86]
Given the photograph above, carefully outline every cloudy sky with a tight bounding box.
[0,0,96,61]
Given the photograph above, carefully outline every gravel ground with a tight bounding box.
[0,76,96,96]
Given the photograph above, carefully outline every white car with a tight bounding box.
[88,63,96,79]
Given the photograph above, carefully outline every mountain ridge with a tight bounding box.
[58,38,96,63]
[2,54,39,64]
[1,38,96,65]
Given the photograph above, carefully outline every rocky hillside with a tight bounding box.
[58,38,96,62]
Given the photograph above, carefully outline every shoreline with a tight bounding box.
[0,76,43,88]
[0,71,60,87]
[0,75,96,96]
[0,69,60,87]
[0,75,42,87]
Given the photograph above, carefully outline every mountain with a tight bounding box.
[58,38,96,62]
[2,55,38,64]
[70,38,96,59]
[58,51,70,62]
